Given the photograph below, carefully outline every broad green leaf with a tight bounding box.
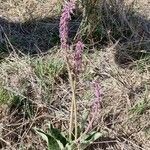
[84,131,102,141]
[48,124,68,147]
[65,142,77,150]
[34,128,61,150]
[80,132,102,149]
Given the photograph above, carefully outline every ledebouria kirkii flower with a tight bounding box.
[85,80,102,133]
[74,41,84,74]
[59,1,75,49]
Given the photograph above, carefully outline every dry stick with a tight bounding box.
[0,138,11,147]
[66,57,78,141]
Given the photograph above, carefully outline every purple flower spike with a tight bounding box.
[74,41,84,74]
[59,1,75,49]
[85,80,102,133]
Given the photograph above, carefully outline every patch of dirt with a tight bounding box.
[134,0,150,19]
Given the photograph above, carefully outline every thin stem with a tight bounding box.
[66,57,78,141]
[67,58,74,141]
[69,93,74,141]
[72,79,78,141]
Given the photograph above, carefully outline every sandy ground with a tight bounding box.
[134,0,150,19]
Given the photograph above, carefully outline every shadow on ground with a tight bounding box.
[0,16,80,58]
[111,11,150,67]
[114,12,150,68]
[87,0,150,68]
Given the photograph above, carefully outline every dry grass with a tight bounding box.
[0,0,150,150]
[0,0,61,21]
[85,46,150,150]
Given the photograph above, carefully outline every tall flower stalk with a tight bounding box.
[67,40,84,141]
[59,0,100,143]
[59,0,80,141]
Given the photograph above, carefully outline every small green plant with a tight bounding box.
[129,85,150,116]
[134,101,149,115]
[34,124,102,150]
[0,86,10,104]
[130,98,150,116]
[33,56,65,80]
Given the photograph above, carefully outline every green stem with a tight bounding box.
[72,79,78,141]
[69,93,74,141]
[66,58,78,141]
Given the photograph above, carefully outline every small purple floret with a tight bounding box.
[74,41,84,74]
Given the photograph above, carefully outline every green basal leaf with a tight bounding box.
[34,128,61,150]
[65,142,77,150]
[80,132,102,149]
[48,124,68,147]
[85,131,102,141]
